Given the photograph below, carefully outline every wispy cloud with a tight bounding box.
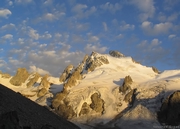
[0,9,12,18]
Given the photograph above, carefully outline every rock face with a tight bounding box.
[124,88,137,105]
[152,66,159,74]
[158,91,180,126]
[90,93,105,114]
[10,68,29,86]
[79,102,91,116]
[59,64,74,82]
[0,71,11,79]
[119,75,133,94]
[37,75,50,97]
[109,50,124,58]
[0,84,80,129]
[27,72,40,88]
[86,52,109,72]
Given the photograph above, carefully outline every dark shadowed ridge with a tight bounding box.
[0,84,80,129]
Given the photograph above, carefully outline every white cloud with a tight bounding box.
[43,0,53,6]
[141,21,173,35]
[43,13,57,21]
[1,23,15,30]
[72,4,87,13]
[84,43,107,54]
[72,4,96,18]
[102,22,108,31]
[100,2,122,13]
[29,65,50,75]
[1,34,13,40]
[0,9,12,18]
[168,34,176,39]
[116,34,124,39]
[137,38,168,64]
[130,0,155,21]
[6,0,13,6]
[28,28,39,40]
[120,22,135,31]
[15,0,33,4]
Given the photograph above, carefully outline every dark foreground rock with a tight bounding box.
[158,91,180,126]
[0,84,80,129]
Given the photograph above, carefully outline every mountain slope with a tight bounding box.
[0,84,80,129]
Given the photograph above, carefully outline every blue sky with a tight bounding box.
[0,0,180,76]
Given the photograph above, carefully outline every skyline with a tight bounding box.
[0,0,180,76]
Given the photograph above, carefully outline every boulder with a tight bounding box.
[109,50,124,58]
[90,93,105,114]
[119,75,133,94]
[27,72,40,88]
[10,68,29,86]
[59,64,74,82]
[158,91,180,126]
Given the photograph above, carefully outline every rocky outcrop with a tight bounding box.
[158,91,180,126]
[90,93,105,114]
[152,66,159,74]
[86,52,109,72]
[124,88,137,105]
[109,50,124,58]
[59,64,74,82]
[27,72,40,88]
[79,102,91,116]
[0,84,80,129]
[119,75,133,94]
[10,68,29,86]
[37,74,50,97]
[0,71,11,79]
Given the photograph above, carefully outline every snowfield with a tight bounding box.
[0,52,180,129]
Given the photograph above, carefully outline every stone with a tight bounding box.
[158,91,180,126]
[27,72,40,88]
[79,102,91,116]
[109,50,124,58]
[152,66,159,74]
[59,64,74,82]
[10,68,29,86]
[52,91,67,109]
[40,74,50,89]
[124,89,137,105]
[56,103,76,119]
[1,73,11,79]
[86,52,109,72]
[37,88,48,97]
[90,93,104,114]
[119,75,133,94]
